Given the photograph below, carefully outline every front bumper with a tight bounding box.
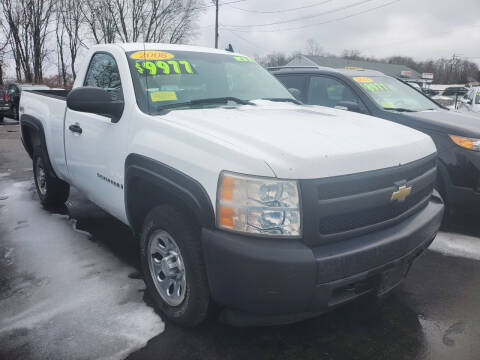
[202,193,444,326]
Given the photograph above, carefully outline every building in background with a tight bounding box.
[287,54,424,83]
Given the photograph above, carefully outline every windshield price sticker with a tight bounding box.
[136,60,196,75]
[130,51,174,60]
[361,83,390,92]
[234,56,255,62]
[150,91,178,102]
[353,76,373,83]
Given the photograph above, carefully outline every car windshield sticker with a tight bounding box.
[136,60,196,75]
[380,101,396,108]
[233,56,255,62]
[352,77,373,83]
[360,82,391,92]
[130,51,174,60]
[150,91,178,102]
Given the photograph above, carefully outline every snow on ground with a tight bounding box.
[429,232,480,261]
[0,181,164,360]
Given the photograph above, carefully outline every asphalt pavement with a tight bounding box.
[1,118,480,360]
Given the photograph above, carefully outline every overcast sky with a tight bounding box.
[194,0,480,65]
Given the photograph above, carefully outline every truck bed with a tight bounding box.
[27,89,70,100]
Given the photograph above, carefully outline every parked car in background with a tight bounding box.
[19,43,443,327]
[0,89,9,123]
[6,83,50,120]
[271,66,480,217]
[456,87,480,114]
[431,94,456,109]
[442,86,469,97]
[423,88,439,97]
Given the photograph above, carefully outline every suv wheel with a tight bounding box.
[140,205,210,327]
[33,147,70,207]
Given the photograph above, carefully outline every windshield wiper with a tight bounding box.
[160,97,254,110]
[383,107,416,112]
[261,97,302,105]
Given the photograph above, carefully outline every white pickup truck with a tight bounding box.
[20,43,443,327]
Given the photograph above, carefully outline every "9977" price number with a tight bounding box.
[135,60,195,76]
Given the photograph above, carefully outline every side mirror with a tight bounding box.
[67,87,124,123]
[335,100,362,113]
[288,88,302,101]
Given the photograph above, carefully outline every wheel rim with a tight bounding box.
[147,229,187,306]
[35,158,47,196]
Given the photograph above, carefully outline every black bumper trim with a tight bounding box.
[201,195,443,324]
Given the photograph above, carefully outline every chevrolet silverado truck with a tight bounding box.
[19,43,443,327]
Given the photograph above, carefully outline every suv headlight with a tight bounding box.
[216,172,301,237]
[449,135,480,151]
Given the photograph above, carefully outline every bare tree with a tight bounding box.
[30,0,55,82]
[2,0,32,82]
[54,3,67,87]
[2,0,54,83]
[83,0,117,44]
[86,0,202,45]
[305,39,323,57]
[58,0,84,80]
[0,16,9,85]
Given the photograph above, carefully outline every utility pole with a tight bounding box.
[215,0,219,48]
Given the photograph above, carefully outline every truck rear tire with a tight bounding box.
[33,147,70,207]
[140,205,210,327]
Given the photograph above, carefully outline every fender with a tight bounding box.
[20,114,58,178]
[125,153,215,232]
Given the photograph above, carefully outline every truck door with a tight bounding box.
[64,52,127,221]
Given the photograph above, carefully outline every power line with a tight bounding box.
[221,26,264,51]
[227,0,378,28]
[196,0,247,10]
[226,0,334,14]
[223,0,401,33]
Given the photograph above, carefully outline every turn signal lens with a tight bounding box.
[216,172,301,237]
[449,135,480,151]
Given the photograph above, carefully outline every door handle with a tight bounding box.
[69,124,83,134]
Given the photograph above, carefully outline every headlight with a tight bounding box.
[449,135,480,151]
[216,172,301,237]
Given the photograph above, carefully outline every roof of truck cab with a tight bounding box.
[108,42,246,57]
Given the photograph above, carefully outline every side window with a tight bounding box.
[276,75,307,102]
[307,76,367,113]
[84,53,123,101]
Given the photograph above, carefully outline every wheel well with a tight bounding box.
[127,176,201,236]
[21,124,41,158]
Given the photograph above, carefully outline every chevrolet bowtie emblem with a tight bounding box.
[391,185,412,202]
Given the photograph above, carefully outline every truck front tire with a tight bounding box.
[140,205,210,327]
[33,147,70,207]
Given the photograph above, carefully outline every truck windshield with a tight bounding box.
[126,50,294,114]
[352,75,440,112]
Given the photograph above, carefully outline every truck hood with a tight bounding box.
[161,101,436,179]
[402,109,480,138]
